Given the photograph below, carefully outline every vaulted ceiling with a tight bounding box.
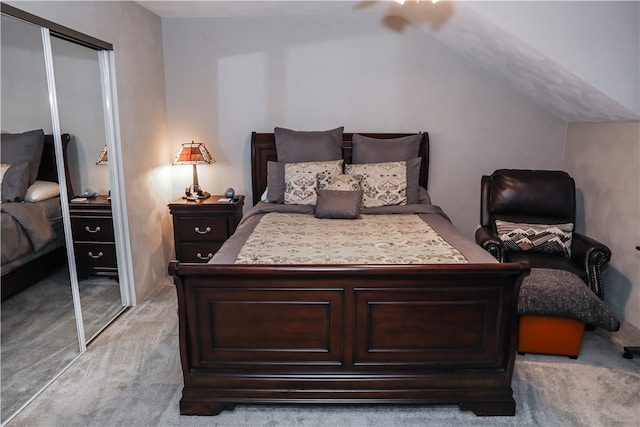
[138,1,640,123]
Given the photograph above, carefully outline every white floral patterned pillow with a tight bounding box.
[284,159,343,205]
[318,173,363,191]
[344,161,407,208]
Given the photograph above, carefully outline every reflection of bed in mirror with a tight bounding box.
[1,131,73,301]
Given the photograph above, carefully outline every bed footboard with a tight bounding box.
[169,262,529,416]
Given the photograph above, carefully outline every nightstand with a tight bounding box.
[69,195,118,279]
[168,195,244,262]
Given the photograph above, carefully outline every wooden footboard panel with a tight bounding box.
[169,262,529,416]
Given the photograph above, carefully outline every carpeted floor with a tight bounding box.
[6,281,640,427]
[1,267,124,422]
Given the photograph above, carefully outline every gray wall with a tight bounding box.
[564,122,640,328]
[7,1,173,303]
[162,13,567,237]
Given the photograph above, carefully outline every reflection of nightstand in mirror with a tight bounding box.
[69,195,118,280]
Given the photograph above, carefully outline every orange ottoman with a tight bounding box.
[518,315,585,359]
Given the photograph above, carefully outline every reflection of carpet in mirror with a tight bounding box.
[0,266,123,422]
[78,275,123,341]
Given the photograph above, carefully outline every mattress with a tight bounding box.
[211,201,497,265]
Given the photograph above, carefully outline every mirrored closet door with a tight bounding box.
[0,5,132,424]
[50,34,125,342]
[0,14,81,422]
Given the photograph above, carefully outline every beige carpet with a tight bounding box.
[6,282,640,427]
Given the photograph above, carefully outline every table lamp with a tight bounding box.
[173,141,215,200]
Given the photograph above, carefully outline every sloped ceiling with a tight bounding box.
[138,0,640,123]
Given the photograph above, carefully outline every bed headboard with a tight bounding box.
[39,133,74,197]
[250,132,430,206]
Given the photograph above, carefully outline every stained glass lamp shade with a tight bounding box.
[172,141,215,199]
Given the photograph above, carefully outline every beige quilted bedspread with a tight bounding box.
[235,213,468,264]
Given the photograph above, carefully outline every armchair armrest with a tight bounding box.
[475,226,503,261]
[571,233,612,300]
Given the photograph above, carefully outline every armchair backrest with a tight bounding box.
[480,169,576,229]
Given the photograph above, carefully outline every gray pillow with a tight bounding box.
[1,162,30,202]
[406,157,421,204]
[1,129,45,185]
[352,133,421,164]
[266,161,285,203]
[315,189,363,219]
[274,127,344,163]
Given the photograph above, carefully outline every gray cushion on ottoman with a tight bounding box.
[518,268,620,331]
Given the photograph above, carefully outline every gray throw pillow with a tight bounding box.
[1,162,30,202]
[352,134,421,164]
[406,157,421,204]
[266,161,285,203]
[495,220,573,258]
[274,127,343,163]
[315,189,363,219]
[1,129,45,185]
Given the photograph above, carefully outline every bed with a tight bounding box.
[169,129,530,417]
[1,130,73,301]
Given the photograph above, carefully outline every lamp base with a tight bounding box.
[184,186,211,201]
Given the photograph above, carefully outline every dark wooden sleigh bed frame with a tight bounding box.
[169,132,530,417]
[1,134,73,301]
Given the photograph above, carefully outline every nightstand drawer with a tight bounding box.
[169,195,244,263]
[74,242,117,268]
[71,217,115,242]
[175,217,228,241]
[180,243,224,263]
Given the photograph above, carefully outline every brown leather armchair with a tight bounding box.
[475,169,611,300]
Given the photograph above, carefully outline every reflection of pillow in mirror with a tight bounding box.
[25,180,60,202]
[0,129,45,185]
[0,164,9,186]
[1,162,30,202]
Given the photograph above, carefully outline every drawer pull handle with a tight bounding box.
[197,252,213,260]
[85,226,101,233]
[194,226,211,235]
[88,251,104,259]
